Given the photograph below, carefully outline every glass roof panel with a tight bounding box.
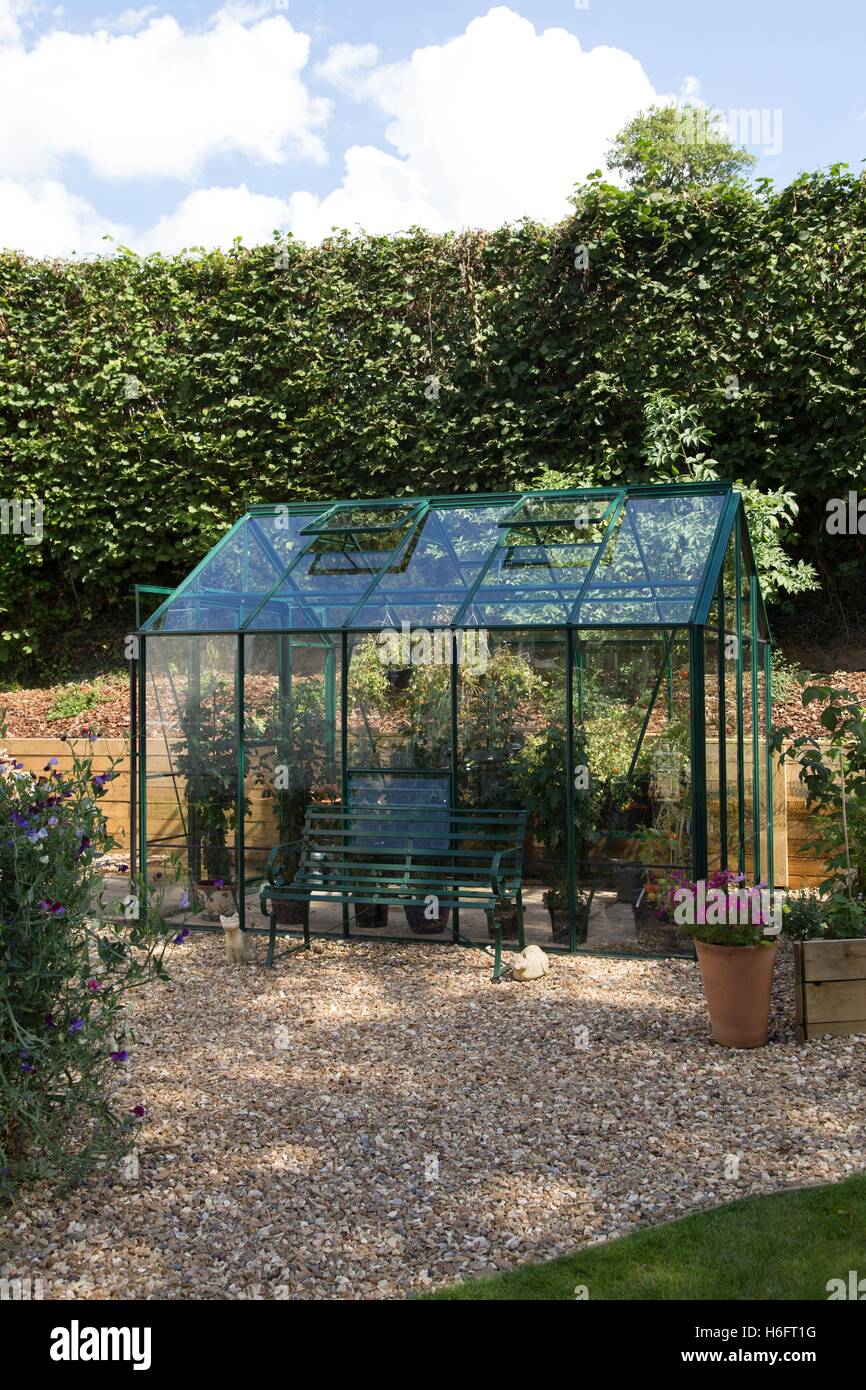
[463,504,613,627]
[572,492,726,626]
[244,506,422,631]
[500,493,618,528]
[300,501,422,535]
[349,503,512,629]
[140,486,746,634]
[143,510,323,632]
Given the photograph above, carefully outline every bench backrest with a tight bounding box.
[299,803,526,883]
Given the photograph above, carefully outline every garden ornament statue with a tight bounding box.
[507,944,550,981]
[220,913,256,965]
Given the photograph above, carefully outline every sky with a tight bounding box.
[0,0,863,256]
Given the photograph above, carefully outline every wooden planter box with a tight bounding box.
[794,939,866,1041]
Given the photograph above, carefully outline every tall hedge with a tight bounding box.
[1,168,864,665]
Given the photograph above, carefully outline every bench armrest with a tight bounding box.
[265,838,308,886]
[490,844,522,898]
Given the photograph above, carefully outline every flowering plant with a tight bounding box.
[1,734,175,1201]
[642,867,780,947]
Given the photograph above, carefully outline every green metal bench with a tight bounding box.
[259,803,527,980]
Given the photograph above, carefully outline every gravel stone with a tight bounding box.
[2,936,864,1300]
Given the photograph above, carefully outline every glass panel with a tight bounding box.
[575,492,726,625]
[247,510,424,631]
[724,623,742,873]
[705,627,723,873]
[466,509,610,626]
[145,511,325,632]
[302,501,421,534]
[343,631,453,938]
[346,632,452,775]
[144,634,240,928]
[501,494,617,527]
[572,630,692,954]
[457,632,567,949]
[757,642,770,884]
[241,634,341,927]
[351,503,511,628]
[742,632,755,881]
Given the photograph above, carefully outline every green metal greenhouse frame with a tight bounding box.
[131,481,777,957]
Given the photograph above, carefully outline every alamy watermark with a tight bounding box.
[826,492,866,535]
[826,1270,866,1299]
[376,621,490,673]
[672,880,782,934]
[1,1276,44,1299]
[675,105,783,158]
[0,497,43,546]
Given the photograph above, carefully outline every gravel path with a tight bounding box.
[3,936,865,1300]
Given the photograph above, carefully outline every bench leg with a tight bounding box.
[487,910,502,982]
[302,901,311,949]
[266,911,277,968]
[516,889,526,952]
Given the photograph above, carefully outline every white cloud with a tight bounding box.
[315,42,379,98]
[301,6,663,240]
[137,183,291,253]
[288,144,450,241]
[93,6,158,34]
[0,5,677,256]
[0,0,33,45]
[0,177,129,255]
[0,9,331,181]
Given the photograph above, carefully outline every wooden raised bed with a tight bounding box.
[794,939,866,1041]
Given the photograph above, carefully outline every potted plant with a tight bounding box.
[663,868,780,1048]
[542,876,590,943]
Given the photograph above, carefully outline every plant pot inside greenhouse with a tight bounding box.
[404,902,451,934]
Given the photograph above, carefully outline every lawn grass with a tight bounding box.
[424,1173,866,1300]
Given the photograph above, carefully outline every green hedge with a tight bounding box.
[1,168,864,664]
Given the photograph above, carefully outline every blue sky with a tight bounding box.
[0,0,863,255]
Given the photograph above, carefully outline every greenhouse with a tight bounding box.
[132,481,782,964]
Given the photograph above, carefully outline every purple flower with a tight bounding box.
[87,978,101,992]
[213,878,225,889]
[178,890,189,910]
[44,1013,56,1029]
[39,898,65,916]
[173,926,191,945]
[77,835,92,856]
[110,1050,129,1063]
[21,1061,36,1074]
[130,1104,145,1119]
[11,811,29,827]
[43,757,59,770]
[118,863,129,873]
[92,774,108,791]
[69,1018,84,1034]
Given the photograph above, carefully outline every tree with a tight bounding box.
[607,104,756,192]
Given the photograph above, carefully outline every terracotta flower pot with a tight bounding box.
[694,939,779,1049]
